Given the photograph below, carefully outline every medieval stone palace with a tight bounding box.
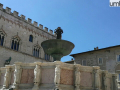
[0,3,56,67]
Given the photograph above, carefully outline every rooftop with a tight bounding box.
[70,45,120,57]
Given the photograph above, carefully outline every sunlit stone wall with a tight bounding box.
[0,61,118,90]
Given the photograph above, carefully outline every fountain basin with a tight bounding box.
[41,39,74,61]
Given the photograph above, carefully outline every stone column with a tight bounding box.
[102,71,108,90]
[112,74,118,90]
[75,64,80,90]
[54,61,61,90]
[2,67,11,89]
[32,64,41,90]
[12,63,22,90]
[93,66,100,90]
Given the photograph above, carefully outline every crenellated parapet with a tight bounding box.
[0,15,54,39]
[0,3,56,37]
[0,62,118,90]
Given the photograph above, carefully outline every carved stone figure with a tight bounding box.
[54,27,63,39]
[4,57,11,66]
[54,65,60,84]
[12,65,21,89]
[75,67,80,85]
[34,65,40,84]
[54,65,61,90]
[75,67,80,90]
[32,65,41,90]
[3,68,10,89]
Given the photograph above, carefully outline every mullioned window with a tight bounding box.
[33,44,40,57]
[11,36,20,51]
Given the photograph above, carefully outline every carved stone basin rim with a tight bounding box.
[41,39,75,61]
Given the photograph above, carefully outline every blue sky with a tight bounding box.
[1,0,120,62]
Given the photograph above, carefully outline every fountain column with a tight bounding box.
[75,64,81,90]
[93,66,100,90]
[112,74,118,90]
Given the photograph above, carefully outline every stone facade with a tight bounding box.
[0,3,56,67]
[71,46,120,73]
[0,61,118,90]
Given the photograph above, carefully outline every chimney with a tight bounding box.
[96,47,99,50]
[94,47,99,50]
[94,47,96,50]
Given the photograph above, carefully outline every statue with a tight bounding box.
[4,57,11,66]
[54,27,63,39]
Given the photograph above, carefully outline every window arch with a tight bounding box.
[45,53,50,60]
[0,30,5,46]
[33,44,40,57]
[29,35,33,42]
[11,36,20,51]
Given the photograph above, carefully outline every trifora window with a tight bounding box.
[0,31,5,46]
[33,44,40,57]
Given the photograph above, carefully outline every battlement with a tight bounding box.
[0,3,55,36]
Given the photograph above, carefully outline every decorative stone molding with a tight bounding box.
[60,62,74,70]
[80,66,93,72]
[0,62,118,90]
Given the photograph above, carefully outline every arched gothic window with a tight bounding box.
[33,44,40,57]
[29,35,33,42]
[0,31,5,46]
[11,36,20,51]
[45,53,50,60]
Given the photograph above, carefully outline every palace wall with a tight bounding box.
[0,46,49,67]
[0,3,56,66]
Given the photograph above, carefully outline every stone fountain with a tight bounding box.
[41,27,74,61]
[0,27,117,90]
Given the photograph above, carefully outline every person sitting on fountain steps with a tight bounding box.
[54,27,63,39]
